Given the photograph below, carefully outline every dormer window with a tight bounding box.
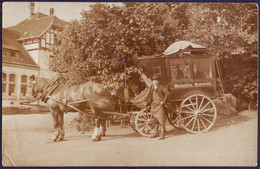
[3,48,20,58]
[10,51,15,57]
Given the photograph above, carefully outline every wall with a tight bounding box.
[25,42,39,65]
[25,42,52,79]
[2,64,39,107]
[38,50,52,79]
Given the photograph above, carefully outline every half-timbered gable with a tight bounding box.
[2,2,67,107]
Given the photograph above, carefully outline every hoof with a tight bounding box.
[97,136,101,141]
[100,132,106,136]
[158,135,165,140]
[91,136,101,142]
[52,135,58,142]
[59,136,64,141]
[90,138,99,142]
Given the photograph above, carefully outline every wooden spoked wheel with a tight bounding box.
[179,94,217,133]
[167,112,182,129]
[135,111,155,137]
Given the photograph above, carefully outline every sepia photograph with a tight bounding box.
[2,1,258,167]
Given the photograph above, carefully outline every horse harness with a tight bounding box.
[41,79,61,103]
[41,81,109,119]
[41,81,130,120]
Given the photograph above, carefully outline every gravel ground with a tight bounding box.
[2,110,258,167]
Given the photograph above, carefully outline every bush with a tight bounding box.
[221,55,257,105]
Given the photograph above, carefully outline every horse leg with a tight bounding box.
[90,104,105,142]
[91,119,102,141]
[58,111,65,141]
[100,119,106,136]
[51,109,60,142]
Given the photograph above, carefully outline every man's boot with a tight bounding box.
[150,123,159,138]
[159,125,165,140]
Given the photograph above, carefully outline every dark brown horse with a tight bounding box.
[43,81,114,142]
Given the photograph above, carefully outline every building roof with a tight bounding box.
[3,10,67,69]
[2,28,39,68]
[8,12,67,40]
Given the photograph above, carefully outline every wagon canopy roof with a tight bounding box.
[163,41,207,56]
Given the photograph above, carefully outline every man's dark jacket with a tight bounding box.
[146,85,170,125]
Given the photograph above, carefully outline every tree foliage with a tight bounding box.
[51,3,258,102]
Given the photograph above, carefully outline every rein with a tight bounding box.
[47,96,93,117]
[111,94,136,107]
[44,80,137,119]
[47,96,130,120]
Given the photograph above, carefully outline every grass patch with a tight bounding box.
[2,106,49,115]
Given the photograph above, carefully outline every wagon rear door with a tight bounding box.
[166,55,216,101]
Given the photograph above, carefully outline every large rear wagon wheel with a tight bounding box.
[180,94,217,134]
[135,111,155,137]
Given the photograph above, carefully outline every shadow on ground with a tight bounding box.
[166,111,254,138]
[62,111,255,142]
[211,114,252,131]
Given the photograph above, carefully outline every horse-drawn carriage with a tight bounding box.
[21,41,226,141]
[132,41,224,136]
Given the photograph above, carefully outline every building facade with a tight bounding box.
[2,2,67,107]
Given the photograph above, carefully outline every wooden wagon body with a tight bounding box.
[133,41,223,135]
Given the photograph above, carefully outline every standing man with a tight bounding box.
[145,74,170,140]
[26,75,37,100]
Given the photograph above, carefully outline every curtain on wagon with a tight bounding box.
[130,73,152,108]
[130,87,152,109]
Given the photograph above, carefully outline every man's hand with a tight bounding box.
[160,101,164,105]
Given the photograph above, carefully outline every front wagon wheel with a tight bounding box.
[130,114,139,133]
[180,94,217,134]
[135,111,155,137]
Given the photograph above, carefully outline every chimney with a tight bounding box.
[50,8,55,15]
[29,2,35,18]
